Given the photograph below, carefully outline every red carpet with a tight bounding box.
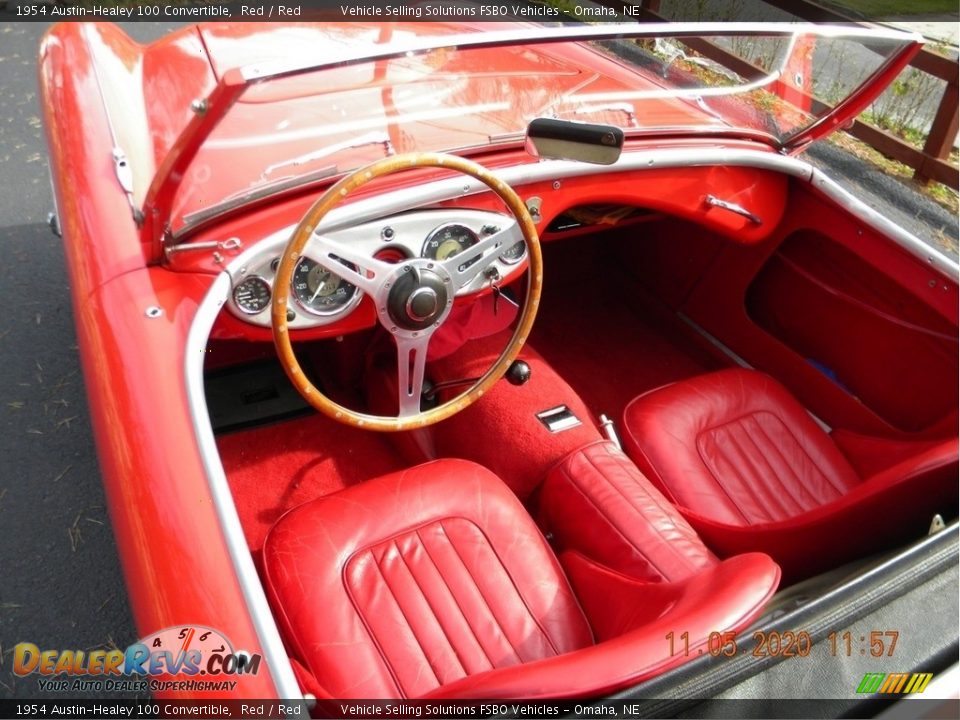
[530,241,723,420]
[217,413,405,552]
[217,238,722,552]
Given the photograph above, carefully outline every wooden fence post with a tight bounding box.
[916,80,959,186]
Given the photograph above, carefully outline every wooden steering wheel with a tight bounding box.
[271,152,543,432]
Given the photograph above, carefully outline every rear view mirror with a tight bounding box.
[525,118,624,165]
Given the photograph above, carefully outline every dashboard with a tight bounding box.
[225,208,527,331]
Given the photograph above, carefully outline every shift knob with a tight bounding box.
[506,360,532,386]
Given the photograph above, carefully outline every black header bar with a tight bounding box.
[2,698,960,719]
[1,0,956,23]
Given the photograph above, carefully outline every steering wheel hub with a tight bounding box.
[388,266,449,330]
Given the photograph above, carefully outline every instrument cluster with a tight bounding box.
[226,208,526,330]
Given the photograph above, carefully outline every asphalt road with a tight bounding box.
[0,21,178,700]
[0,18,956,702]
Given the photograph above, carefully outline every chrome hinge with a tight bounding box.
[929,514,946,535]
[598,414,622,450]
[164,237,243,262]
[112,147,134,195]
[112,147,143,224]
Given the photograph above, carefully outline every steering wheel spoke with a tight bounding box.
[442,220,523,290]
[395,333,431,418]
[308,233,392,295]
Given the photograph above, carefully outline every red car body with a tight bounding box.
[38,21,957,704]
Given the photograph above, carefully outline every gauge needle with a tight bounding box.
[180,628,195,653]
[309,277,329,303]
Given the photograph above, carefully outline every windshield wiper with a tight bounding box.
[181,164,340,229]
[182,132,397,230]
[260,131,396,180]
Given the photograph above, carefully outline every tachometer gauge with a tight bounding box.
[422,224,479,266]
[292,257,361,316]
[233,276,272,315]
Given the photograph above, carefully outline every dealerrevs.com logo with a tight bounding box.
[13,626,263,693]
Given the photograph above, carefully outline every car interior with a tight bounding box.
[200,163,958,699]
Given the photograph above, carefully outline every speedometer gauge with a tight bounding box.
[422,224,479,264]
[292,257,361,316]
[233,276,272,315]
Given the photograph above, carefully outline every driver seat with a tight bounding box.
[263,459,779,699]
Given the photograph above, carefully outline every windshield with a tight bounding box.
[152,24,919,240]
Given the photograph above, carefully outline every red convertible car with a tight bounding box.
[39,20,958,712]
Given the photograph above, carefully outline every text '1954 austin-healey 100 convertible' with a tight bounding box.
[39,19,958,714]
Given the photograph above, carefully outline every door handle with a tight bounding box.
[704,194,763,225]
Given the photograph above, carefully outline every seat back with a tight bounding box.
[623,369,860,527]
[622,368,958,582]
[262,460,592,699]
[263,457,781,699]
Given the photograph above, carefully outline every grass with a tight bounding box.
[825,0,959,16]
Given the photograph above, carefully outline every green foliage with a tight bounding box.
[826,0,958,15]
[868,66,945,145]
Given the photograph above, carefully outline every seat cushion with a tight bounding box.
[426,551,780,699]
[262,460,592,699]
[622,368,860,527]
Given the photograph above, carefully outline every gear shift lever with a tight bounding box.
[505,359,532,386]
[421,359,533,406]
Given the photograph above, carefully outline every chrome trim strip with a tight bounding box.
[269,148,816,237]
[240,23,920,84]
[220,146,954,281]
[677,312,755,369]
[182,165,339,230]
[184,273,301,700]
[809,167,959,281]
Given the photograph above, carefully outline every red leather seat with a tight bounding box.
[540,441,718,581]
[622,368,958,581]
[263,458,780,699]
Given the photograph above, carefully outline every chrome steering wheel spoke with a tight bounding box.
[307,233,392,296]
[441,220,523,290]
[395,331,432,418]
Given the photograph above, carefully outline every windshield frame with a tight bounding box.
[142,22,921,254]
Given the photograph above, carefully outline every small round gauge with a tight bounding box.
[138,625,235,660]
[292,257,360,316]
[499,240,526,265]
[233,276,272,315]
[422,224,479,265]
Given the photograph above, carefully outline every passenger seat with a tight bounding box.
[621,368,958,581]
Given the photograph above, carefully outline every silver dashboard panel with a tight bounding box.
[224,208,524,329]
